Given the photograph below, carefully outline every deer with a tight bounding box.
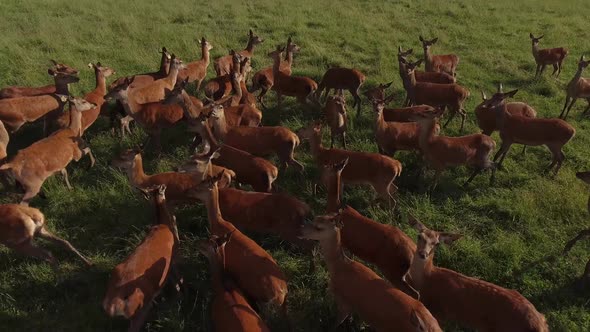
[0,60,79,99]
[363,82,393,102]
[323,158,419,298]
[410,108,496,190]
[0,70,79,134]
[214,29,264,76]
[560,55,590,120]
[178,37,212,91]
[482,88,575,175]
[315,67,366,117]
[324,90,348,148]
[299,212,442,331]
[204,51,243,100]
[109,47,171,91]
[530,33,568,78]
[237,57,258,107]
[103,184,179,332]
[110,149,234,206]
[402,58,470,132]
[0,96,97,205]
[187,173,289,319]
[297,122,402,206]
[363,84,437,123]
[0,204,92,272]
[268,45,318,109]
[405,217,548,332]
[213,83,262,128]
[56,62,116,133]
[251,37,301,108]
[197,233,271,332]
[128,54,184,105]
[419,36,459,77]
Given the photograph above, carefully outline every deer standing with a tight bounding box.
[315,67,366,117]
[324,90,348,148]
[268,46,318,108]
[214,29,263,76]
[530,33,568,78]
[0,60,78,99]
[560,55,590,120]
[419,36,459,76]
[178,37,212,91]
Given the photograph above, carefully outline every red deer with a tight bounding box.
[560,55,590,119]
[419,36,459,76]
[297,122,401,206]
[268,45,318,108]
[204,51,243,100]
[109,47,171,90]
[363,82,392,102]
[530,33,568,78]
[214,29,264,76]
[482,88,575,175]
[406,217,548,332]
[197,233,270,332]
[299,213,442,331]
[0,97,97,205]
[0,60,78,99]
[0,120,8,164]
[0,204,92,271]
[103,184,179,332]
[178,37,213,91]
[315,67,366,117]
[324,90,348,148]
[128,54,184,105]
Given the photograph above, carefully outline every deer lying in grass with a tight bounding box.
[323,158,418,297]
[483,88,575,175]
[419,36,459,77]
[103,184,179,332]
[411,108,496,190]
[299,213,442,331]
[128,55,184,105]
[178,37,212,91]
[56,62,116,133]
[251,37,300,108]
[402,58,469,131]
[297,122,401,206]
[0,97,97,205]
[406,217,548,332]
[188,173,289,318]
[315,67,366,117]
[204,51,243,101]
[268,45,318,108]
[0,60,79,99]
[111,149,233,205]
[560,55,590,120]
[530,33,568,78]
[0,204,92,271]
[324,90,348,148]
[0,70,79,134]
[214,29,264,76]
[198,233,270,332]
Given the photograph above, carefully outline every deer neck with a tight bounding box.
[180,91,199,118]
[129,155,148,187]
[532,43,540,58]
[67,103,83,136]
[166,63,180,85]
[417,119,437,150]
[204,185,224,230]
[211,111,228,141]
[309,132,325,161]
[570,67,585,86]
[54,80,71,96]
[407,253,435,291]
[158,55,169,76]
[202,45,210,65]
[272,56,282,77]
[285,49,294,67]
[94,70,107,96]
[424,47,433,67]
[320,229,349,274]
[245,39,256,54]
[494,103,508,131]
[326,173,342,213]
[155,196,178,242]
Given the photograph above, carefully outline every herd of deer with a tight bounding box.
[1,29,589,331]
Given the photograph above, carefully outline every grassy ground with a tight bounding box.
[1,0,590,331]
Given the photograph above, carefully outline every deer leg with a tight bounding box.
[20,184,42,206]
[330,133,335,149]
[341,132,347,150]
[559,96,572,119]
[551,63,558,76]
[195,79,202,92]
[564,97,578,120]
[10,239,58,272]
[258,87,269,109]
[128,300,154,332]
[353,89,362,116]
[459,108,467,133]
[564,229,590,255]
[582,98,590,115]
[443,109,456,128]
[554,149,566,175]
[535,64,541,77]
[332,299,352,331]
[322,88,330,102]
[539,65,547,76]
[520,145,527,155]
[37,226,92,266]
[493,141,512,169]
[558,61,564,77]
[464,167,483,187]
[277,93,283,110]
[430,169,442,192]
[60,169,73,190]
[82,147,96,168]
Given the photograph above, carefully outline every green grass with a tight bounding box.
[1,0,590,331]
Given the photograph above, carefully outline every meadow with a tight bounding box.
[1,0,590,331]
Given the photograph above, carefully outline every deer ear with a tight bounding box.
[538,34,544,39]
[529,33,534,39]
[419,35,424,42]
[287,36,292,44]
[87,63,94,69]
[505,89,518,98]
[48,68,56,76]
[407,48,413,54]
[50,59,58,66]
[249,29,253,36]
[432,37,438,44]
[384,81,393,88]
[408,215,427,232]
[398,45,402,52]
[581,54,585,62]
[481,91,487,101]
[336,157,349,171]
[439,232,462,245]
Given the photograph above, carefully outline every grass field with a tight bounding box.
[1,0,590,331]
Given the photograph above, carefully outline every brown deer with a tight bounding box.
[214,29,264,76]
[0,204,92,271]
[406,217,548,332]
[187,173,289,317]
[178,37,213,91]
[315,67,366,117]
[363,82,393,102]
[410,108,496,190]
[299,213,442,331]
[323,158,418,297]
[297,122,402,206]
[197,233,270,332]
[251,37,301,108]
[0,70,79,134]
[402,58,470,132]
[0,60,79,99]
[268,45,318,108]
[560,55,590,119]
[128,54,184,105]
[419,36,459,76]
[204,51,243,100]
[109,47,171,91]
[0,97,97,205]
[530,33,568,78]
[483,88,575,175]
[103,184,179,332]
[324,90,348,148]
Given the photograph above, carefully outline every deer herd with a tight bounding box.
[1,29,590,331]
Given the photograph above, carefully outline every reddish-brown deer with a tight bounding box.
[530,33,568,78]
[178,37,213,91]
[128,55,184,105]
[315,67,366,117]
[419,36,459,77]
[204,51,243,100]
[324,90,348,148]
[0,60,78,99]
[406,217,548,332]
[560,55,590,119]
[268,45,318,108]
[214,29,264,76]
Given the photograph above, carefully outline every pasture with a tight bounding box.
[1,0,590,331]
